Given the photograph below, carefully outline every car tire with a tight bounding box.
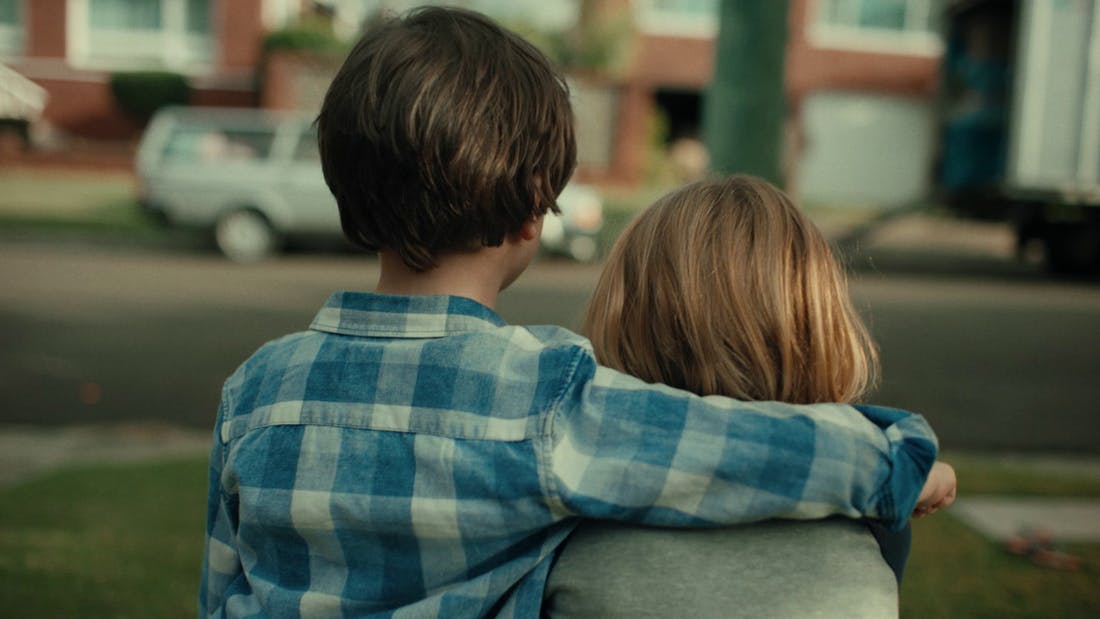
[215,209,280,263]
[1044,222,1100,275]
[568,236,599,263]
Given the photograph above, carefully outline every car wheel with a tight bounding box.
[215,209,279,263]
[1044,222,1100,275]
[568,236,599,263]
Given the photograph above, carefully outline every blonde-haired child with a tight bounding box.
[546,175,955,618]
[586,174,877,404]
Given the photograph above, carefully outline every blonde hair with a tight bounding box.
[583,175,878,404]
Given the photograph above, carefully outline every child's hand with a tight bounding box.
[914,461,956,518]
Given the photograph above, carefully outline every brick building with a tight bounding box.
[0,0,299,140]
[1,0,947,202]
[599,0,944,204]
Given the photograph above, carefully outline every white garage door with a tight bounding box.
[798,90,935,208]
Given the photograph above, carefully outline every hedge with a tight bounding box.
[109,71,191,120]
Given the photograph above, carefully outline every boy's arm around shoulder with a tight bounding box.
[538,351,937,531]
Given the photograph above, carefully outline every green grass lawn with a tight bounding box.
[0,168,137,221]
[1,456,1098,618]
[0,458,207,619]
[0,168,211,253]
[0,167,168,246]
[905,516,1100,618]
[901,452,1100,618]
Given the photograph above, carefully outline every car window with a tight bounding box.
[293,127,320,162]
[162,126,276,163]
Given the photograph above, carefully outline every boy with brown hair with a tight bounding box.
[200,7,952,618]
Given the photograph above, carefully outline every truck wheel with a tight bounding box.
[1044,223,1100,275]
[215,209,279,263]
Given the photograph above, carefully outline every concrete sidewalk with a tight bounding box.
[952,497,1100,543]
[3,422,1100,547]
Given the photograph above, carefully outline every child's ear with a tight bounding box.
[517,214,542,242]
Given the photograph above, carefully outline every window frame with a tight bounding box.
[66,0,216,73]
[808,0,944,57]
[632,0,719,39]
[0,0,25,58]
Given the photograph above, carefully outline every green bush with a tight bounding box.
[262,26,346,55]
[540,13,635,75]
[109,71,191,120]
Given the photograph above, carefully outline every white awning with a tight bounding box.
[0,63,48,120]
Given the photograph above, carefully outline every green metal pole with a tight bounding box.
[703,0,789,185]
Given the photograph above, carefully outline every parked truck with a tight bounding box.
[938,0,1100,274]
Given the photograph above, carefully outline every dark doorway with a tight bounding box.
[655,89,703,143]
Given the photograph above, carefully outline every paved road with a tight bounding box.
[2,218,1098,453]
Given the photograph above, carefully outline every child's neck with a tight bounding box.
[373,219,542,309]
[374,248,513,309]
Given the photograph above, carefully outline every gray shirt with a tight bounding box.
[544,518,898,618]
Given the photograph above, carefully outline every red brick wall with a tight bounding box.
[573,80,653,187]
[786,49,938,100]
[260,51,339,111]
[217,0,264,70]
[31,79,140,139]
[26,76,259,140]
[628,34,713,89]
[261,52,297,110]
[192,88,257,108]
[25,0,67,58]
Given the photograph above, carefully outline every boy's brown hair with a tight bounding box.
[316,6,577,271]
[584,175,879,404]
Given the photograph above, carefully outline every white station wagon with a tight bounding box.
[136,106,604,262]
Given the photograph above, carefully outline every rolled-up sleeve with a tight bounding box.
[541,350,936,531]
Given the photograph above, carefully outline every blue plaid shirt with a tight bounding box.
[200,292,937,618]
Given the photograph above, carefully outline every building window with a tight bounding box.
[811,0,945,55]
[634,0,719,38]
[323,1,579,41]
[0,0,23,56]
[186,0,210,33]
[72,0,214,70]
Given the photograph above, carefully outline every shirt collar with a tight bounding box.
[309,291,508,338]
